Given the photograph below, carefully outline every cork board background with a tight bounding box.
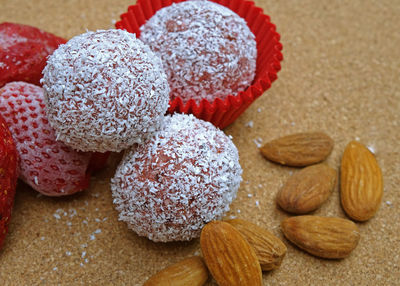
[1,0,399,285]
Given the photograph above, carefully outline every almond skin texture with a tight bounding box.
[281,216,360,259]
[143,256,209,286]
[340,141,383,221]
[277,164,337,214]
[259,132,334,167]
[226,219,287,271]
[200,221,262,286]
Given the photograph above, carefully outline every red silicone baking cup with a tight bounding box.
[116,0,283,129]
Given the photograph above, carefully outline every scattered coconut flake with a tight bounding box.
[53,213,61,220]
[247,194,253,198]
[257,108,262,113]
[246,121,254,128]
[69,208,77,218]
[386,201,392,206]
[253,139,262,148]
[367,145,376,154]
[255,200,260,206]
[65,251,72,256]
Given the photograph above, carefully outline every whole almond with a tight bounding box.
[226,219,287,271]
[340,141,383,221]
[143,256,209,286]
[281,216,360,259]
[200,221,262,286]
[277,163,337,214]
[260,132,334,167]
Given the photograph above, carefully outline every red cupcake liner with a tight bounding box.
[116,0,283,129]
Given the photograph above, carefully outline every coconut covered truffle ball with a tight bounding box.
[111,113,242,242]
[139,0,257,103]
[41,29,170,153]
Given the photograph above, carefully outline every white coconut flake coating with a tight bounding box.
[111,113,242,242]
[41,29,170,152]
[140,0,257,103]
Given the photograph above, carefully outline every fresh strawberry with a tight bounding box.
[0,82,100,196]
[0,22,66,88]
[0,113,18,250]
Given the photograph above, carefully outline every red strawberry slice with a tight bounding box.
[0,82,96,196]
[0,22,66,88]
[0,113,18,249]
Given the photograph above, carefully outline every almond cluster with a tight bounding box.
[142,132,383,285]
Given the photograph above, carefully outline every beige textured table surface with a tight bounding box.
[0,0,399,285]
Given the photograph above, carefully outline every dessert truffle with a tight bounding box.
[42,29,170,153]
[111,113,242,242]
[139,0,257,103]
